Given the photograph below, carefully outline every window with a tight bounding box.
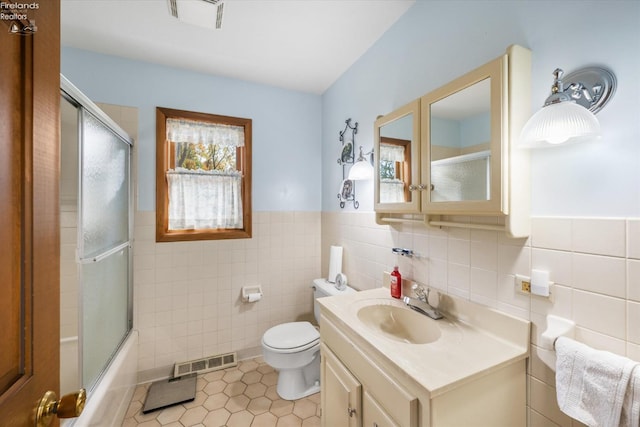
[156,107,252,242]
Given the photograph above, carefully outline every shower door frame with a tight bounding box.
[60,75,134,392]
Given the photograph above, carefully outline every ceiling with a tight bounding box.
[61,0,415,94]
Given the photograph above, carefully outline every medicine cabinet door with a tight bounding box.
[421,54,506,215]
[374,99,421,213]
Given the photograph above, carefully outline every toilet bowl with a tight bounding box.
[261,278,356,400]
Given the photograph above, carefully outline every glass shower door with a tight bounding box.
[78,108,132,390]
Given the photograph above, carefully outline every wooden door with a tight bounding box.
[0,1,61,426]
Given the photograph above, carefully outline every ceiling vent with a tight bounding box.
[168,0,224,30]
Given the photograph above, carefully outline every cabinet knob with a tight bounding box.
[348,407,357,417]
[409,184,430,191]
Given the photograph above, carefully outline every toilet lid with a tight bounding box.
[263,321,319,350]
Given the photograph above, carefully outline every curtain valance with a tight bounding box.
[380,144,405,162]
[167,118,245,147]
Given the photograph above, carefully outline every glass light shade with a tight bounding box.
[520,101,601,147]
[348,160,374,180]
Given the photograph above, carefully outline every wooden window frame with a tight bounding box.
[156,106,252,242]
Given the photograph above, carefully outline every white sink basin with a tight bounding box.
[357,303,441,344]
[319,287,530,394]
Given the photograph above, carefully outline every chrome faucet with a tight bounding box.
[403,284,443,320]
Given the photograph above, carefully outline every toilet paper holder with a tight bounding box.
[242,285,263,302]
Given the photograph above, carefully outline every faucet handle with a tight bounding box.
[411,283,429,302]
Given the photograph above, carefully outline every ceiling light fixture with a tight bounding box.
[520,67,616,147]
[168,0,224,30]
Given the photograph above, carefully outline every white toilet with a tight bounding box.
[261,278,356,400]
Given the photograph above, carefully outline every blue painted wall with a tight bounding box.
[322,0,640,216]
[62,0,640,217]
[62,47,322,212]
[430,113,490,150]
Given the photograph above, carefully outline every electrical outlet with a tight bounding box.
[515,274,531,294]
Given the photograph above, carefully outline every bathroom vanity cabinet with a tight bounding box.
[321,339,418,427]
[319,288,529,427]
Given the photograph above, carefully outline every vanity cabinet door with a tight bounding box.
[363,390,401,427]
[322,346,362,427]
[374,100,421,213]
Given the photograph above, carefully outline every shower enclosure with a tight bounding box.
[59,75,134,413]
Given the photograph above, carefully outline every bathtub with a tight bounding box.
[62,330,138,427]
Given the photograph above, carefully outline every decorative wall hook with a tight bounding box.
[337,118,361,209]
[337,118,358,166]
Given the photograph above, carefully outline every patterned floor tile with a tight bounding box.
[122,358,321,427]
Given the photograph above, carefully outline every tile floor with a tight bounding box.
[122,358,321,427]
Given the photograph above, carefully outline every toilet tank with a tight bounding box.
[312,278,356,322]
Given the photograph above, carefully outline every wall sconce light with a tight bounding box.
[348,146,374,181]
[520,67,616,147]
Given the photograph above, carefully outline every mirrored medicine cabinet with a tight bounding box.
[374,45,532,237]
[374,99,420,212]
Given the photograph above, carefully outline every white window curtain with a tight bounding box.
[380,180,405,203]
[380,144,406,202]
[167,169,243,230]
[166,119,244,230]
[380,144,405,162]
[166,118,244,147]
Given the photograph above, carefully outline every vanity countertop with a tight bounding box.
[318,287,530,397]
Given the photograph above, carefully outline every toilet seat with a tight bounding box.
[262,321,320,353]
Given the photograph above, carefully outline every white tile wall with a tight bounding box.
[630,260,640,302]
[60,203,78,339]
[127,207,637,424]
[628,219,640,259]
[572,253,626,298]
[321,212,639,427]
[132,211,321,378]
[571,218,626,257]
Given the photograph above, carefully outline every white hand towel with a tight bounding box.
[621,365,640,427]
[555,336,639,427]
